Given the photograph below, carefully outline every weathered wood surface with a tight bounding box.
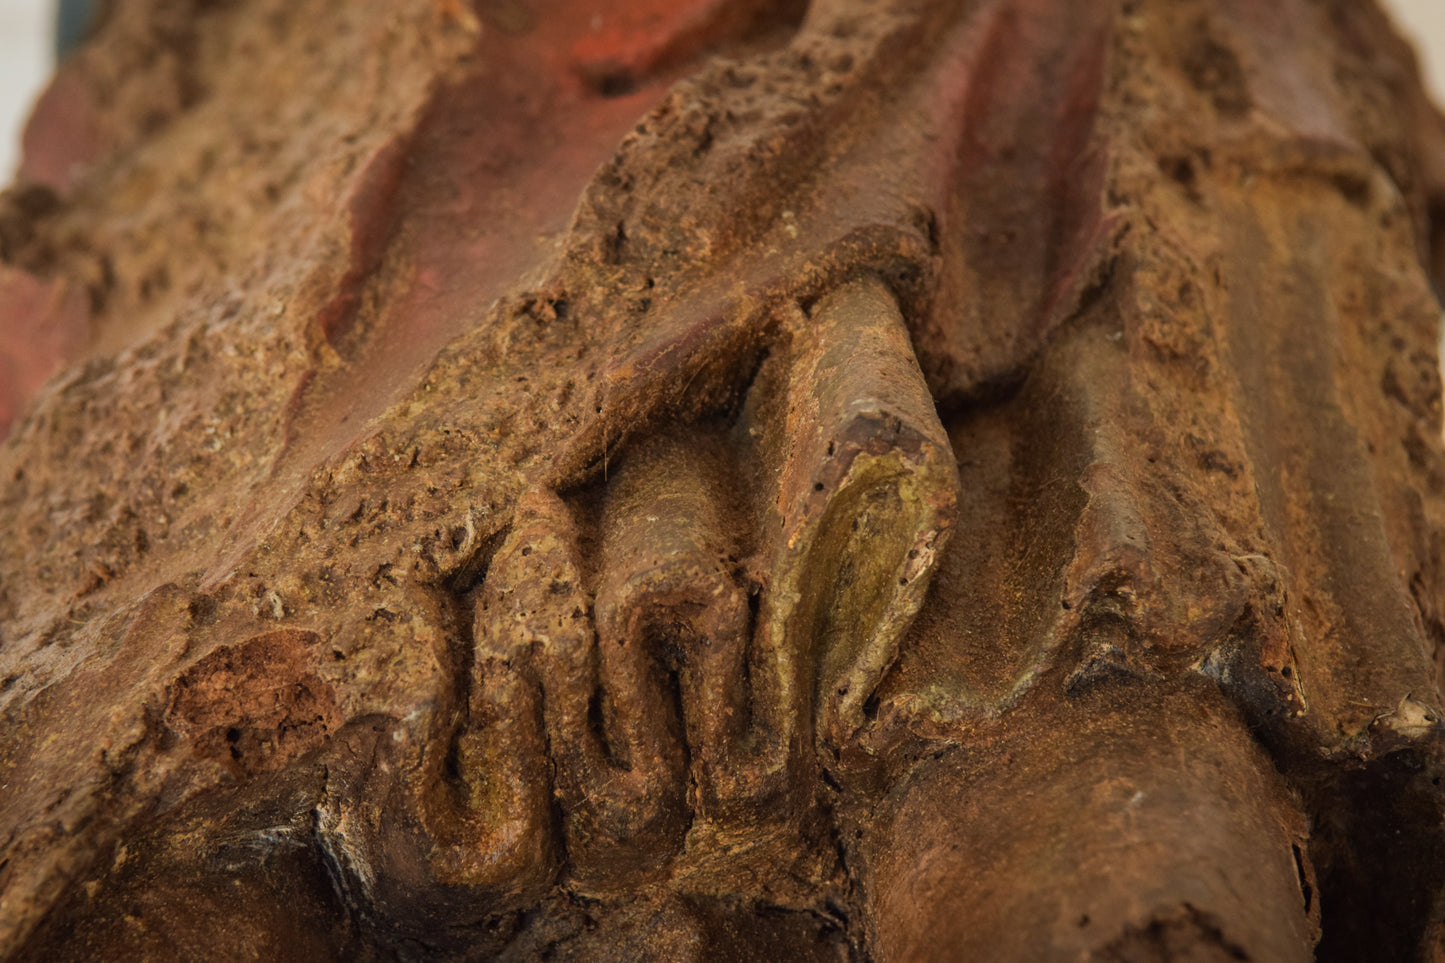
[2,0,1445,959]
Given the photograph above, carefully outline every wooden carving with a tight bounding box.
[2,0,1445,959]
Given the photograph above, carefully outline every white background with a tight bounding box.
[0,1,1443,180]
[1393,0,1445,107]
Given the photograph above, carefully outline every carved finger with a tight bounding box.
[422,658,553,900]
[595,429,751,820]
[745,275,960,759]
[415,492,566,907]
[480,488,681,890]
[467,491,612,887]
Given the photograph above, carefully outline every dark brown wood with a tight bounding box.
[2,0,1445,958]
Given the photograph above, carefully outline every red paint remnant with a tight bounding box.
[0,266,91,438]
[270,0,689,475]
[569,0,797,94]
[166,629,340,775]
[312,135,413,354]
[18,66,107,194]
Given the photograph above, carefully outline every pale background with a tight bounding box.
[0,0,1443,180]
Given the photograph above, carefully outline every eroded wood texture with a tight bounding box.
[2,0,1445,959]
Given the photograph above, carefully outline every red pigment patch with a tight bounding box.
[166,629,340,774]
[18,65,107,194]
[269,0,680,473]
[0,265,91,438]
[312,135,413,353]
[569,0,791,94]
